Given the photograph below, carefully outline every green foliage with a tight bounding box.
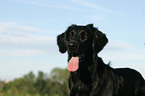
[0,68,69,96]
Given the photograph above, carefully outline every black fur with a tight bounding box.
[57,24,145,96]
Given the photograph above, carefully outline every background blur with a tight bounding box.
[0,0,145,95]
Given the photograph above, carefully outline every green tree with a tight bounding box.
[50,68,69,95]
[24,71,36,94]
[35,71,46,95]
[0,68,70,96]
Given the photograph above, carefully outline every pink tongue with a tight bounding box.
[67,57,79,72]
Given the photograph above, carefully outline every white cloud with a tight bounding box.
[16,0,118,15]
[70,0,125,17]
[19,0,80,11]
[104,40,132,51]
[70,0,113,14]
[0,22,42,33]
[0,22,54,43]
[101,50,145,62]
[0,22,56,56]
[0,49,45,56]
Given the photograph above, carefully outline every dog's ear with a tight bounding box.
[87,24,108,53]
[94,29,108,53]
[57,32,67,53]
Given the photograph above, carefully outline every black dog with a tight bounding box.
[57,24,145,96]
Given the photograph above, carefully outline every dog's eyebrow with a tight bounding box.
[70,30,76,33]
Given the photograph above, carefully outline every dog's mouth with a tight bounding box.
[68,49,78,57]
[67,53,85,72]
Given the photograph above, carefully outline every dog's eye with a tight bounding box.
[70,34,72,38]
[69,32,74,38]
[81,32,87,40]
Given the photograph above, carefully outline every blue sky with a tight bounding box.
[0,0,145,80]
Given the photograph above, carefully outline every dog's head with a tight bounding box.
[57,24,108,71]
[57,24,108,56]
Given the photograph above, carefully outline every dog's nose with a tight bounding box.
[68,43,77,49]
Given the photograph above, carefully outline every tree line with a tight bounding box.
[0,68,69,96]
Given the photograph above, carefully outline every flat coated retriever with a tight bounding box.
[57,24,145,96]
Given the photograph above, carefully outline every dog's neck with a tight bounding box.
[90,56,106,77]
[79,53,107,83]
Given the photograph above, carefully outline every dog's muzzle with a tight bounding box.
[68,42,79,56]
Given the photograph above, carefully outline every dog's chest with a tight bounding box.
[69,72,92,95]
[74,79,92,95]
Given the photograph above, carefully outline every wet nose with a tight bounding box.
[68,43,77,49]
